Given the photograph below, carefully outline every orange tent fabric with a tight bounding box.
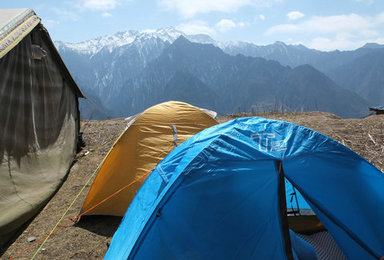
[82,101,218,216]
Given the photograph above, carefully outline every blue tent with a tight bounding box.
[105,117,384,260]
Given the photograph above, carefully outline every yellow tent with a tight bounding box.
[82,101,218,216]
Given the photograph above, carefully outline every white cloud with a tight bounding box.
[252,14,266,24]
[82,0,131,11]
[355,0,374,5]
[267,13,384,35]
[83,0,117,10]
[266,24,298,35]
[215,19,237,33]
[287,11,304,21]
[266,12,384,51]
[176,21,216,36]
[309,36,360,51]
[309,32,384,51]
[177,19,248,36]
[159,0,281,18]
[376,12,384,24]
[43,19,60,29]
[214,19,247,33]
[102,12,112,18]
[52,8,78,21]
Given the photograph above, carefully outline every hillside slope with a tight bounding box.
[119,37,370,118]
[56,29,379,119]
[327,49,384,105]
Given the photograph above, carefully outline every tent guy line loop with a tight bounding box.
[9,170,151,260]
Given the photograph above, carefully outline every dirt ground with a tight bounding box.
[1,112,384,259]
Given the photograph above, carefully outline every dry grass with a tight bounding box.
[2,112,384,259]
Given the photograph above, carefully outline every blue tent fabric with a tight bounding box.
[105,117,384,260]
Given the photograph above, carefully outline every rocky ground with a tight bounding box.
[2,112,384,259]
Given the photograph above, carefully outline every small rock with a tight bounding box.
[27,236,36,243]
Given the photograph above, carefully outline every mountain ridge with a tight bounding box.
[56,27,383,56]
[55,27,382,119]
[106,36,369,118]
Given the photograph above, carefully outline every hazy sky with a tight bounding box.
[1,0,384,50]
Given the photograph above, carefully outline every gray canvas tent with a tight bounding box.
[0,8,83,247]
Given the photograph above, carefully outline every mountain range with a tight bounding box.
[55,27,384,119]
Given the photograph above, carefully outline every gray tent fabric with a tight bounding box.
[297,231,347,260]
[0,9,83,247]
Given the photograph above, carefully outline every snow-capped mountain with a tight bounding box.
[55,30,138,55]
[54,27,383,119]
[56,27,197,117]
[219,40,384,73]
[55,27,215,56]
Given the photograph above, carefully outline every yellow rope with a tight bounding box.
[11,168,150,260]
[30,138,116,259]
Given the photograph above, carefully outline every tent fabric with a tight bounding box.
[297,231,346,260]
[81,101,218,216]
[0,9,82,247]
[105,117,384,260]
[289,230,317,260]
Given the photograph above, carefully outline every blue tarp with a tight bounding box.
[105,117,384,260]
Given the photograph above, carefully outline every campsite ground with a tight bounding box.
[2,112,384,259]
